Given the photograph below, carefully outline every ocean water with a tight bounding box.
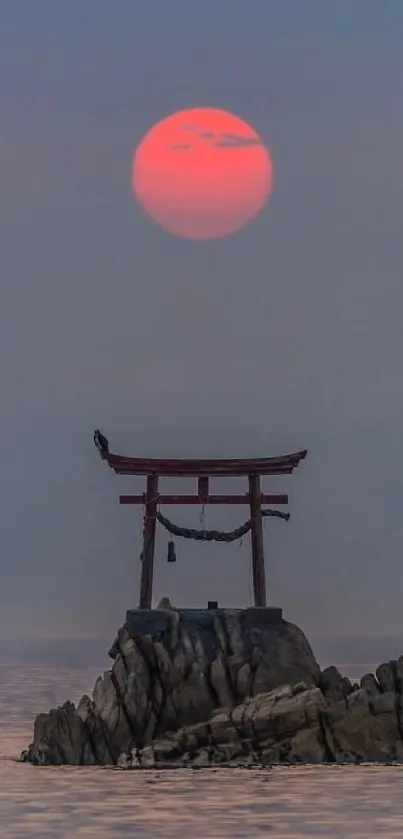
[2,641,403,838]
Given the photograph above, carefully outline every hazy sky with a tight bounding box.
[1,1,403,641]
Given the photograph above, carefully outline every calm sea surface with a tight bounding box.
[1,641,403,838]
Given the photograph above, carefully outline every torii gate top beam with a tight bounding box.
[99,449,307,477]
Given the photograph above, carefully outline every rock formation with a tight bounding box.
[21,607,319,766]
[156,597,173,610]
[122,666,403,767]
[21,607,403,766]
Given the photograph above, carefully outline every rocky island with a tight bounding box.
[21,604,403,766]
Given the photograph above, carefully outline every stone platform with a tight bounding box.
[122,606,283,661]
[125,606,283,637]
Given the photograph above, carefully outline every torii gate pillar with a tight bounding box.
[248,474,267,607]
[139,474,159,609]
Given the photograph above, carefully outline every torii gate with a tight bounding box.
[96,444,307,609]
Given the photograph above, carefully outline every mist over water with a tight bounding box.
[2,639,403,837]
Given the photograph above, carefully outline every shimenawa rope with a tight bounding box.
[155,508,290,543]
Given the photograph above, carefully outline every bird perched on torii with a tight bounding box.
[93,429,109,456]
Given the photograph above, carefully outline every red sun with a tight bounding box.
[132,107,273,239]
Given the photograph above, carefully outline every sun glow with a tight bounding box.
[132,107,273,239]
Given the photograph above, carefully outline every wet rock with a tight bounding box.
[346,688,370,713]
[77,695,113,765]
[289,727,325,763]
[210,653,234,707]
[329,707,400,763]
[252,623,320,697]
[361,673,381,698]
[157,597,173,609]
[370,691,396,716]
[25,701,92,766]
[124,685,326,768]
[292,681,309,695]
[376,661,396,694]
[319,666,353,704]
[321,698,348,725]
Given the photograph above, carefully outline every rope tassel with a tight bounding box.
[167,539,177,563]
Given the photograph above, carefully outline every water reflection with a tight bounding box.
[1,654,403,838]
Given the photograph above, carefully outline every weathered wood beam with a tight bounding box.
[102,450,307,477]
[113,464,295,477]
[119,493,289,505]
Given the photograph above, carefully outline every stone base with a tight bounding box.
[124,606,283,642]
